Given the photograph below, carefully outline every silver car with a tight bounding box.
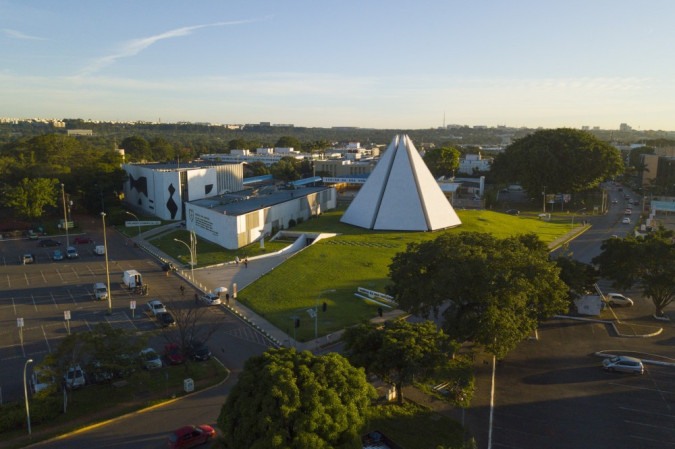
[606,293,634,307]
[603,356,644,374]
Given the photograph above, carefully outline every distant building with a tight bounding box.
[458,153,492,174]
[67,129,93,136]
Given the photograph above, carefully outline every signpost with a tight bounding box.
[64,310,71,335]
[130,300,136,318]
[17,318,24,346]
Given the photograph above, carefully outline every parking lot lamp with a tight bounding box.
[101,212,112,315]
[314,289,336,340]
[571,207,587,228]
[61,184,70,247]
[23,358,33,436]
[125,210,141,240]
[174,238,194,281]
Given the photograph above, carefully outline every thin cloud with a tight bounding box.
[78,18,267,77]
[3,28,45,40]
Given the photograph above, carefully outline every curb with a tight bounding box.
[552,315,663,338]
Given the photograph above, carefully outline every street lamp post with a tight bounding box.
[314,289,336,340]
[101,212,112,315]
[125,211,142,240]
[61,184,70,247]
[571,207,587,228]
[23,358,33,436]
[174,238,195,281]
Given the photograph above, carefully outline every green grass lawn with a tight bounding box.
[235,208,574,341]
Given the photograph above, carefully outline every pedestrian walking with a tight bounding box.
[179,285,185,296]
[195,293,199,304]
[244,257,248,268]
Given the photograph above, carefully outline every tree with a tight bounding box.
[593,230,675,317]
[2,177,59,219]
[275,136,303,151]
[218,347,375,449]
[343,320,456,405]
[490,128,624,196]
[149,137,175,162]
[387,232,569,358]
[244,161,270,177]
[555,255,599,298]
[120,136,151,161]
[270,157,301,182]
[423,146,460,178]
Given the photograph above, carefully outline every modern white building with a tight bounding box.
[122,162,244,221]
[185,186,337,249]
[458,153,492,174]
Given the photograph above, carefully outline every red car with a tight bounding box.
[164,343,185,365]
[73,236,93,244]
[167,424,216,449]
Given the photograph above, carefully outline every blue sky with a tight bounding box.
[1,0,674,130]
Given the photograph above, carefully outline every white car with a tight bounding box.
[603,356,644,374]
[199,293,222,306]
[606,293,634,307]
[66,246,79,259]
[140,348,162,370]
[146,299,167,316]
[30,368,54,394]
[621,217,631,224]
[63,365,86,389]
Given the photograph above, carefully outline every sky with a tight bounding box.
[1,0,675,130]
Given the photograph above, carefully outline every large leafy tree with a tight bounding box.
[270,157,301,181]
[2,177,59,219]
[423,146,460,178]
[491,128,624,195]
[275,136,303,151]
[555,255,599,298]
[593,230,675,317]
[342,320,456,405]
[218,348,375,449]
[120,136,151,161]
[387,232,569,358]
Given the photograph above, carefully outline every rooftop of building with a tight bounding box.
[189,185,330,216]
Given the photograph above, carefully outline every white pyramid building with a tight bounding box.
[340,134,461,231]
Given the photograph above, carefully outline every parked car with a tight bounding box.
[146,299,167,316]
[157,311,176,327]
[187,340,212,361]
[30,368,54,394]
[66,246,79,259]
[162,262,177,272]
[606,293,634,307]
[63,365,86,389]
[624,208,632,215]
[164,343,185,365]
[167,424,216,449]
[38,238,61,247]
[621,217,631,224]
[199,292,221,306]
[140,348,162,370]
[90,361,114,383]
[505,209,520,215]
[603,355,644,374]
[73,236,93,244]
[52,249,64,261]
[21,253,35,265]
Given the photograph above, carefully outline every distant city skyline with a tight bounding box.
[2,1,675,130]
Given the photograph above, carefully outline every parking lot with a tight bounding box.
[0,232,193,403]
[488,313,675,449]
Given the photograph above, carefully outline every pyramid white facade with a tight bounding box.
[340,134,461,231]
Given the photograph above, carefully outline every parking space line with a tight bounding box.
[5,273,10,288]
[630,434,675,446]
[56,268,64,282]
[30,293,38,311]
[40,270,47,283]
[24,272,29,285]
[41,325,51,353]
[608,382,664,393]
[50,291,59,308]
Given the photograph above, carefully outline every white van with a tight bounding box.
[122,270,142,288]
[94,245,105,255]
[93,282,108,300]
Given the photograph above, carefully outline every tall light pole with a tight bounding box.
[125,211,141,240]
[23,358,33,436]
[571,207,587,228]
[174,238,194,281]
[314,289,336,340]
[101,212,112,315]
[542,186,547,214]
[61,184,70,247]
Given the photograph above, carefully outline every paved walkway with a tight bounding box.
[130,223,406,352]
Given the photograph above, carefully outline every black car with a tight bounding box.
[38,238,61,247]
[505,209,520,215]
[156,311,176,327]
[162,262,177,272]
[188,341,211,361]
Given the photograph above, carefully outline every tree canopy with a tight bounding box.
[387,232,569,358]
[2,177,59,219]
[342,320,456,404]
[218,347,375,449]
[423,146,460,178]
[592,230,675,317]
[490,128,624,195]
